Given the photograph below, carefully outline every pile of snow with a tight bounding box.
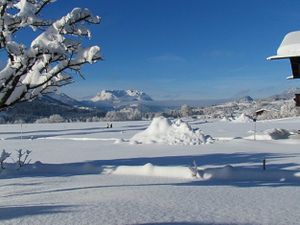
[108,163,195,179]
[246,128,291,140]
[220,114,252,123]
[91,89,153,102]
[220,116,234,122]
[129,117,213,145]
[202,165,298,182]
[265,128,291,140]
[232,113,253,123]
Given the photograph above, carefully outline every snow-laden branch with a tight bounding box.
[0,0,101,109]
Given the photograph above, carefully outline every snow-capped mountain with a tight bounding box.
[90,90,153,102]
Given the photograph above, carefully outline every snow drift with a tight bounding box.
[110,163,195,179]
[129,117,213,145]
[220,116,234,122]
[108,163,300,182]
[246,128,291,140]
[232,113,253,123]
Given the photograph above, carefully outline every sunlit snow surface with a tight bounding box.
[1,118,300,225]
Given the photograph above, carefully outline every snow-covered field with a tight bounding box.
[1,118,300,225]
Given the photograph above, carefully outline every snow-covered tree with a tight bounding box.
[0,0,101,110]
[35,113,64,123]
[104,107,143,121]
[180,104,192,117]
[0,149,11,169]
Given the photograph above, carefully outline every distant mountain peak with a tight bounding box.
[90,89,153,102]
[237,95,254,103]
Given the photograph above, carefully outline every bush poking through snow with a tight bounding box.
[0,150,11,169]
[0,149,32,172]
[16,149,32,168]
[189,160,199,178]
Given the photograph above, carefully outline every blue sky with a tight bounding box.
[22,0,300,99]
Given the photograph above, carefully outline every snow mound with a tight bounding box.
[109,163,195,179]
[232,113,253,123]
[203,165,298,182]
[220,116,234,122]
[246,128,291,140]
[108,163,299,182]
[130,117,213,145]
[263,128,291,140]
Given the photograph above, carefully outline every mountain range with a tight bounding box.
[90,90,153,102]
[1,88,300,123]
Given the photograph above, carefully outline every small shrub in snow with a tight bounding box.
[180,104,192,117]
[0,150,11,169]
[189,160,199,178]
[0,149,32,172]
[16,149,32,168]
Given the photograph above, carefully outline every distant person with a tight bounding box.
[110,123,113,128]
[106,123,109,128]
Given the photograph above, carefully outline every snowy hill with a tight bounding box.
[194,90,300,121]
[45,92,83,107]
[0,93,105,123]
[90,90,153,102]
[266,87,300,101]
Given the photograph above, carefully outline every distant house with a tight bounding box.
[255,109,270,117]
[255,108,279,117]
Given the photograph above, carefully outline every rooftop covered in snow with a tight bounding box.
[267,31,300,60]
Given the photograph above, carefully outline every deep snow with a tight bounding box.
[0,118,300,224]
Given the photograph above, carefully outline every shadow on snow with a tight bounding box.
[0,205,73,221]
[1,152,300,188]
[132,223,250,225]
[3,127,145,140]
